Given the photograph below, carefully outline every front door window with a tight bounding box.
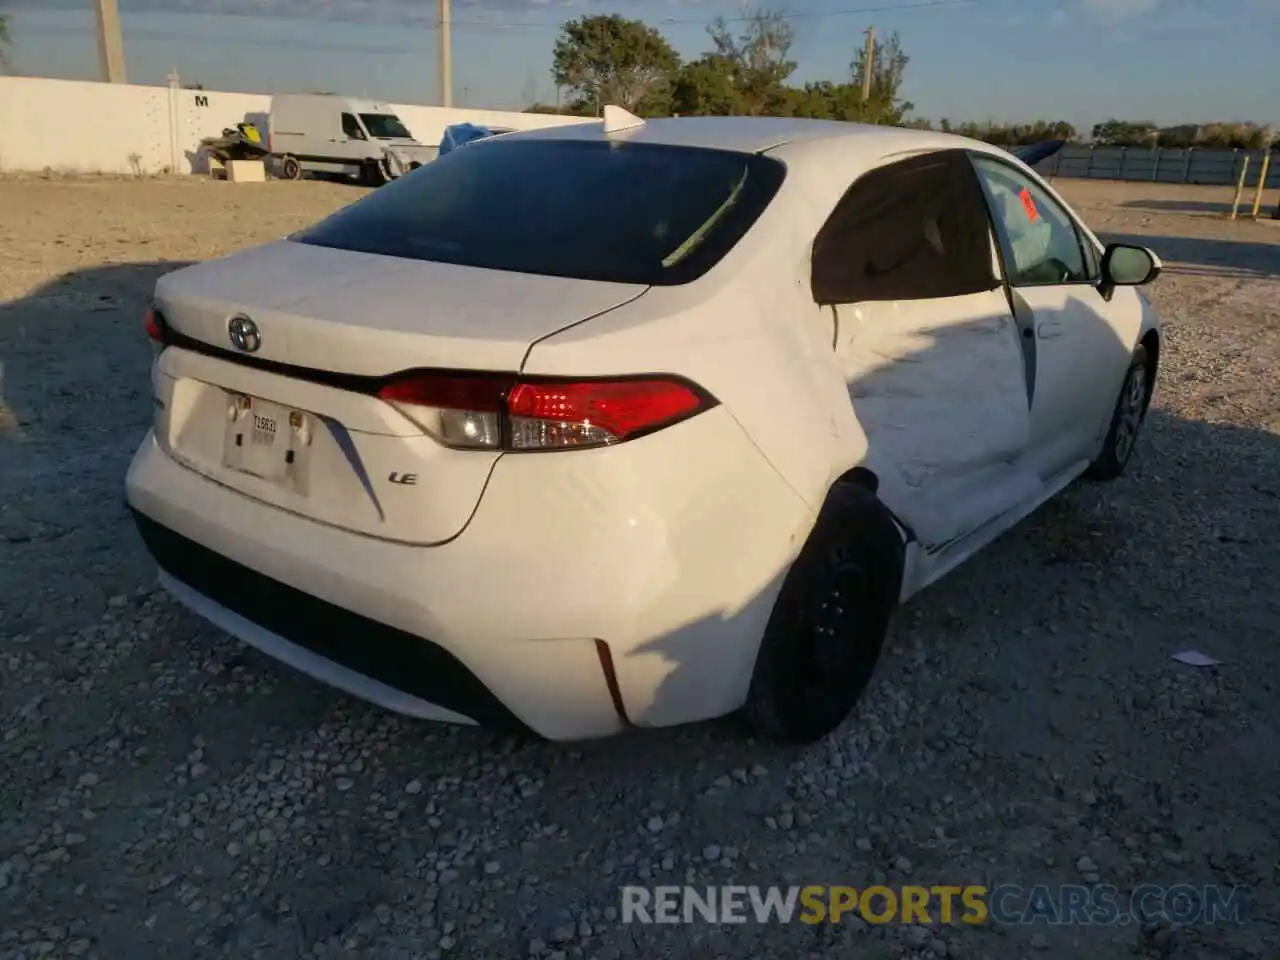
[970,156,1093,287]
[341,113,367,141]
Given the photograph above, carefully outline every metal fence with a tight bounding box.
[1030,146,1279,188]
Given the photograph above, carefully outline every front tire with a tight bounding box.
[1086,344,1150,481]
[742,483,905,744]
[362,159,392,187]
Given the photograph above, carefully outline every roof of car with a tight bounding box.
[496,114,983,156]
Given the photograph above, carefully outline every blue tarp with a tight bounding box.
[439,123,498,156]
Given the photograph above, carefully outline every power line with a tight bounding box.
[447,0,974,31]
[15,0,974,40]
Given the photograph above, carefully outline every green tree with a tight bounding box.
[1189,122,1272,150]
[1091,118,1157,146]
[543,12,1273,143]
[703,9,797,116]
[670,54,742,116]
[780,31,917,126]
[947,120,1078,145]
[782,80,863,122]
[523,102,597,117]
[848,31,913,124]
[552,14,680,116]
[783,80,850,120]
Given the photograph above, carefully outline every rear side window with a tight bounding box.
[811,149,997,304]
[293,139,787,286]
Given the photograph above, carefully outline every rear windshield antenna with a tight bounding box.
[602,104,645,135]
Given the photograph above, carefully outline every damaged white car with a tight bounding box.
[126,108,1163,744]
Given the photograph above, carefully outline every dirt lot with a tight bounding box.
[1,174,1277,960]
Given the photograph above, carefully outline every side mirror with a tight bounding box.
[1100,243,1161,298]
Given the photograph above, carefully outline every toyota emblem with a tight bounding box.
[228,315,261,353]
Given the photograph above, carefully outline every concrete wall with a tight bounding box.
[0,76,593,176]
[4,76,1275,188]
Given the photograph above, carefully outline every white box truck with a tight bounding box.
[267,95,436,185]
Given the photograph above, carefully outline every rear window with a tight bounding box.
[293,138,787,286]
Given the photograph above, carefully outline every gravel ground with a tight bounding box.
[1,174,1277,960]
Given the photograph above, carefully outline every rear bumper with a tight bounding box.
[132,509,531,733]
[124,406,812,740]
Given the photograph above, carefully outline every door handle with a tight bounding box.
[1036,321,1065,339]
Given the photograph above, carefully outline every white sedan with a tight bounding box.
[125,107,1163,744]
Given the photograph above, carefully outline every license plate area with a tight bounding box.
[222,393,313,495]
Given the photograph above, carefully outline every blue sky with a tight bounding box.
[2,0,1276,132]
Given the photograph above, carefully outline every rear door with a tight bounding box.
[968,153,1132,480]
[813,149,1045,549]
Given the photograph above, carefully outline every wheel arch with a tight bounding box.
[741,472,908,742]
[832,466,918,545]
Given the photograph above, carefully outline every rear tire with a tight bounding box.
[279,155,303,181]
[741,483,905,744]
[1085,344,1150,482]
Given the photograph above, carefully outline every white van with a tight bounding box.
[267,94,435,185]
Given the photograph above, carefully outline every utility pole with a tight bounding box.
[860,26,875,102]
[437,0,452,108]
[93,0,127,84]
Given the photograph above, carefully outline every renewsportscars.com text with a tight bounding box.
[620,884,1251,927]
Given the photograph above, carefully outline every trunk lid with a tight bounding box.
[153,240,646,375]
[150,242,648,544]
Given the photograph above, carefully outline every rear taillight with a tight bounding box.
[377,373,510,450]
[144,304,165,342]
[506,379,704,450]
[376,372,714,452]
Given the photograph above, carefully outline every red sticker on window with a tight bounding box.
[1018,187,1040,223]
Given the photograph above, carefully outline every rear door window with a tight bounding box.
[293,138,787,286]
[811,149,998,304]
